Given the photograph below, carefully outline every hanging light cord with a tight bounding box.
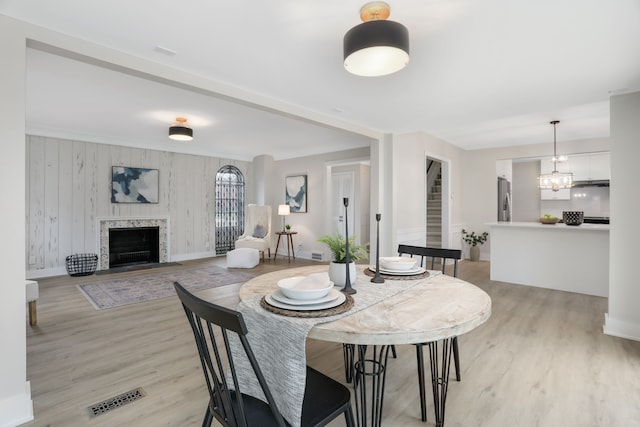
[551,120,559,173]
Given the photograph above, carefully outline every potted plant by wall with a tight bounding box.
[462,229,488,261]
[317,233,369,286]
[285,224,292,232]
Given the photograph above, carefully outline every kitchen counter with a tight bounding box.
[490,221,609,231]
[489,221,609,297]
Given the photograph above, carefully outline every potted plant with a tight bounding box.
[318,233,369,286]
[462,229,488,261]
[285,224,292,231]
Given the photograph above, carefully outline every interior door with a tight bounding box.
[331,172,355,237]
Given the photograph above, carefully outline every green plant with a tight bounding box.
[317,233,369,263]
[462,229,489,247]
[285,224,291,230]
[542,213,557,219]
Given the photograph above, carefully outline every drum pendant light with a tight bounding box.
[169,117,193,141]
[343,2,410,77]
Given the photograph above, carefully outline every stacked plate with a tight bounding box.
[369,256,426,276]
[265,272,346,311]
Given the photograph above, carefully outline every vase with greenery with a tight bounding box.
[462,229,488,261]
[318,233,369,286]
[285,224,291,231]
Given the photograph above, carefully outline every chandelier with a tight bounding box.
[538,120,573,191]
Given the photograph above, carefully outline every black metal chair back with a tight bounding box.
[174,281,286,427]
[397,244,462,277]
[396,246,464,422]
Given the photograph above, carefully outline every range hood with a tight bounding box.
[572,179,610,187]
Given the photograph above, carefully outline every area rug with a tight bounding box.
[77,266,255,310]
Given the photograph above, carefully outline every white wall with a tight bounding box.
[268,147,371,260]
[26,136,251,277]
[512,161,541,221]
[605,91,640,341]
[0,14,33,427]
[393,132,465,251]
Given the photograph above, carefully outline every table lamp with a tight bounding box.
[278,204,290,232]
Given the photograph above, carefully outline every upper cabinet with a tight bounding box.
[567,153,610,181]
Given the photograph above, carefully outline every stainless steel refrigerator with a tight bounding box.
[497,177,512,222]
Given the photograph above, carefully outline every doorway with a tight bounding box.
[426,156,449,248]
[325,161,371,249]
[331,171,355,238]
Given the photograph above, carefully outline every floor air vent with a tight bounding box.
[87,387,146,418]
[311,252,323,261]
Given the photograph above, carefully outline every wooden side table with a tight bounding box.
[274,231,297,262]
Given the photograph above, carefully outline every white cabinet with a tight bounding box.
[588,153,610,180]
[567,153,610,181]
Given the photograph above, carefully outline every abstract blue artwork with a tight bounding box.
[111,166,159,203]
[285,175,307,213]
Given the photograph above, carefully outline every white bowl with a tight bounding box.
[379,256,418,271]
[277,274,333,300]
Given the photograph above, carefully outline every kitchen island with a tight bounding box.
[489,221,609,297]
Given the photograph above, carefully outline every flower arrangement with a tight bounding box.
[462,229,489,247]
[317,233,369,263]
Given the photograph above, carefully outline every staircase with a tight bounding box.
[426,161,442,248]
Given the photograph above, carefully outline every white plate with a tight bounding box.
[271,287,339,306]
[265,289,346,311]
[369,265,426,276]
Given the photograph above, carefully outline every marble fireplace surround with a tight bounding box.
[98,217,169,270]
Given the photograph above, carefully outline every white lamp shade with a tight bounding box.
[278,204,291,216]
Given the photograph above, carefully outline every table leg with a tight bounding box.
[274,235,282,261]
[352,345,390,427]
[28,301,37,326]
[288,234,296,260]
[428,338,454,427]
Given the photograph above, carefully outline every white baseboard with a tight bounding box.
[603,313,640,342]
[0,381,33,427]
[26,267,67,280]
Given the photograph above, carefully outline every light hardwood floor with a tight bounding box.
[23,258,640,427]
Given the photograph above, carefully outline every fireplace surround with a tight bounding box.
[98,217,169,270]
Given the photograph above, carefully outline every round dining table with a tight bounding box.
[238,265,492,427]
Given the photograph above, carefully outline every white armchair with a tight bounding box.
[234,204,272,260]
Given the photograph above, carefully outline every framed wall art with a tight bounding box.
[111,166,159,204]
[285,174,307,213]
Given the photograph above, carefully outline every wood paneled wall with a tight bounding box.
[26,136,251,274]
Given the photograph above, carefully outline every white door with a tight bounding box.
[331,172,355,238]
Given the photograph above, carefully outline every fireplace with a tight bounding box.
[109,227,160,268]
[98,217,169,270]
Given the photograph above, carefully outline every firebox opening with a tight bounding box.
[109,227,160,268]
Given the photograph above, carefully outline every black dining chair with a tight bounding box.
[397,245,463,422]
[174,282,355,427]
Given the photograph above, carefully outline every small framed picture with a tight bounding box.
[285,175,307,213]
[111,166,159,204]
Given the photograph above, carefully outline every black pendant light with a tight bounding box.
[343,2,409,77]
[168,117,193,141]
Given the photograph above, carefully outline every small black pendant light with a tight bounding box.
[169,117,193,141]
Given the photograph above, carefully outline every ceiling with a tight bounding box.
[2,0,640,161]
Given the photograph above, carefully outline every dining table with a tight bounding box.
[234,264,492,427]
